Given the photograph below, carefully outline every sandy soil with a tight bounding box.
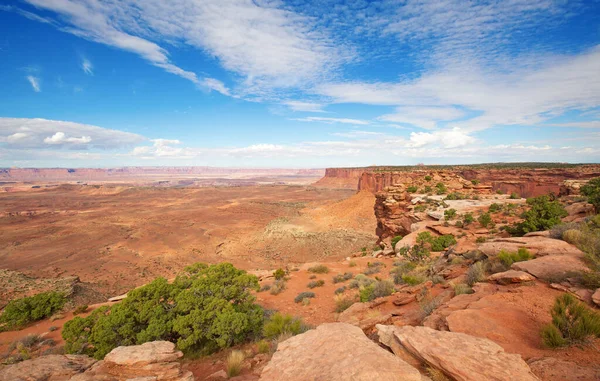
[0,184,376,298]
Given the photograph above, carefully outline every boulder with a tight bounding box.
[511,255,588,280]
[0,355,96,381]
[260,323,422,381]
[593,288,600,307]
[528,357,600,381]
[487,270,535,285]
[479,237,584,258]
[71,341,193,381]
[376,325,539,381]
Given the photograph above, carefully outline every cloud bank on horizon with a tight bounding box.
[0,0,599,167]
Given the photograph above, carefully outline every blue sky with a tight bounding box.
[1,0,599,168]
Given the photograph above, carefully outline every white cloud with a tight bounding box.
[379,106,465,129]
[23,0,349,97]
[0,118,145,149]
[81,57,93,75]
[292,116,370,125]
[319,45,600,133]
[407,128,476,148]
[284,101,326,113]
[44,132,92,145]
[26,75,40,92]
[201,78,231,96]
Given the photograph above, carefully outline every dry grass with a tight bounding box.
[226,350,245,378]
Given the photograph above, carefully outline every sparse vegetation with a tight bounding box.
[359,279,394,302]
[541,293,600,348]
[391,235,403,249]
[332,272,353,283]
[463,212,474,226]
[419,292,442,318]
[401,274,425,285]
[475,236,487,243]
[390,262,417,285]
[453,283,473,295]
[0,291,66,332]
[466,262,485,286]
[478,212,492,228]
[348,260,357,267]
[471,179,480,185]
[273,268,286,280]
[308,265,330,274]
[270,279,286,295]
[334,295,355,313]
[436,182,447,195]
[349,274,375,289]
[509,192,519,199]
[294,291,316,303]
[488,203,501,213]
[307,280,325,289]
[425,175,432,181]
[256,340,271,354]
[62,263,264,359]
[497,248,532,267]
[444,208,457,220]
[334,286,347,294]
[407,185,418,193]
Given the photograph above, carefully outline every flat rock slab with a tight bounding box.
[512,255,588,280]
[0,355,96,381]
[377,325,539,381]
[337,300,392,330]
[488,270,535,285]
[260,323,422,381]
[479,237,584,258]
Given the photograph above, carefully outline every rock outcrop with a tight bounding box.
[260,323,422,381]
[511,255,589,280]
[528,357,600,381]
[478,236,584,258]
[377,325,540,381]
[487,270,535,285]
[0,341,193,381]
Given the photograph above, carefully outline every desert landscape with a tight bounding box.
[1,164,600,380]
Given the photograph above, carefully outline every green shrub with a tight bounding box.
[308,265,329,274]
[0,291,66,332]
[263,313,307,339]
[496,189,504,194]
[307,280,325,289]
[497,248,532,267]
[488,203,501,213]
[390,262,417,284]
[541,293,600,348]
[508,195,568,236]
[562,229,583,244]
[425,175,432,181]
[444,209,457,220]
[391,235,403,249]
[348,261,357,267]
[359,280,394,302]
[407,185,418,193]
[436,182,447,194]
[466,262,485,286]
[294,291,316,303]
[475,236,487,243]
[348,274,375,289]
[509,192,519,199]
[401,274,425,285]
[581,177,600,211]
[397,244,430,262]
[478,212,492,228]
[423,185,433,193]
[332,272,353,283]
[471,179,480,185]
[62,263,263,359]
[430,235,457,251]
[445,192,464,201]
[463,212,474,226]
[256,339,271,354]
[273,268,286,280]
[414,204,427,212]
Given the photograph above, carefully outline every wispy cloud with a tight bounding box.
[284,101,326,113]
[292,116,370,125]
[25,75,40,92]
[81,57,93,75]
[22,0,350,98]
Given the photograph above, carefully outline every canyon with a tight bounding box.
[1,163,600,380]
